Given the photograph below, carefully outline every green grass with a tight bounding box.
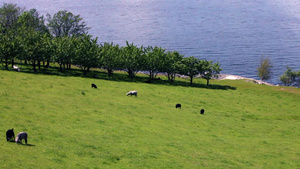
[0,69,299,168]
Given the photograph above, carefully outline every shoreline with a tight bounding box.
[217,74,275,86]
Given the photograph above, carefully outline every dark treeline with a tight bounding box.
[0,3,223,85]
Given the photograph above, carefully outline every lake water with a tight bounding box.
[3,0,300,84]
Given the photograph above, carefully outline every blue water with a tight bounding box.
[3,0,300,84]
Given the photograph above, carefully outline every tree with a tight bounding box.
[17,9,49,34]
[162,51,183,82]
[47,10,89,37]
[0,28,23,69]
[100,42,121,78]
[0,3,22,68]
[177,56,202,85]
[280,67,298,86]
[257,56,272,81]
[144,46,166,80]
[21,29,50,72]
[200,60,222,85]
[120,41,145,79]
[74,34,100,74]
[296,71,300,87]
[52,36,76,72]
[17,8,50,66]
[0,3,22,32]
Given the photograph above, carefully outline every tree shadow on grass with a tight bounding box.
[2,64,236,90]
[84,71,236,90]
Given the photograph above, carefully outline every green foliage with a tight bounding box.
[163,51,183,82]
[201,61,222,85]
[0,28,22,69]
[144,46,166,79]
[0,70,299,168]
[0,3,21,31]
[52,36,75,71]
[177,56,202,85]
[0,3,23,69]
[47,10,90,37]
[17,9,48,34]
[257,56,273,81]
[100,42,121,77]
[74,34,100,74]
[120,41,145,79]
[280,66,300,86]
[20,29,50,72]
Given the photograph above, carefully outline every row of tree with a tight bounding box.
[257,57,300,87]
[0,3,222,85]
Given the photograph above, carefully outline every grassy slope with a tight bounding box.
[0,70,299,168]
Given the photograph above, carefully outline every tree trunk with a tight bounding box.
[5,59,9,70]
[190,76,193,85]
[33,59,37,72]
[59,64,63,72]
[107,69,113,78]
[38,60,41,70]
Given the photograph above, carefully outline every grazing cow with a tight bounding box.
[91,83,97,88]
[126,91,137,96]
[176,104,181,109]
[6,128,15,142]
[13,65,20,72]
[15,132,28,144]
[145,80,152,83]
[200,109,205,114]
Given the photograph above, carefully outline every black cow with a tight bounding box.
[91,83,97,89]
[6,128,15,142]
[200,109,205,114]
[175,104,181,109]
[145,80,152,83]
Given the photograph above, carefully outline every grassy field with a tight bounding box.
[0,68,299,168]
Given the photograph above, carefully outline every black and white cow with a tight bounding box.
[126,91,137,96]
[15,132,28,144]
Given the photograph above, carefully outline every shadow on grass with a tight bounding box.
[7,140,35,146]
[2,63,236,90]
[17,143,35,146]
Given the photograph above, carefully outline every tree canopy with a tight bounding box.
[0,3,22,31]
[47,10,90,37]
[257,56,272,81]
[280,67,300,87]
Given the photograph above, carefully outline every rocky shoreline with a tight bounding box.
[217,74,275,86]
